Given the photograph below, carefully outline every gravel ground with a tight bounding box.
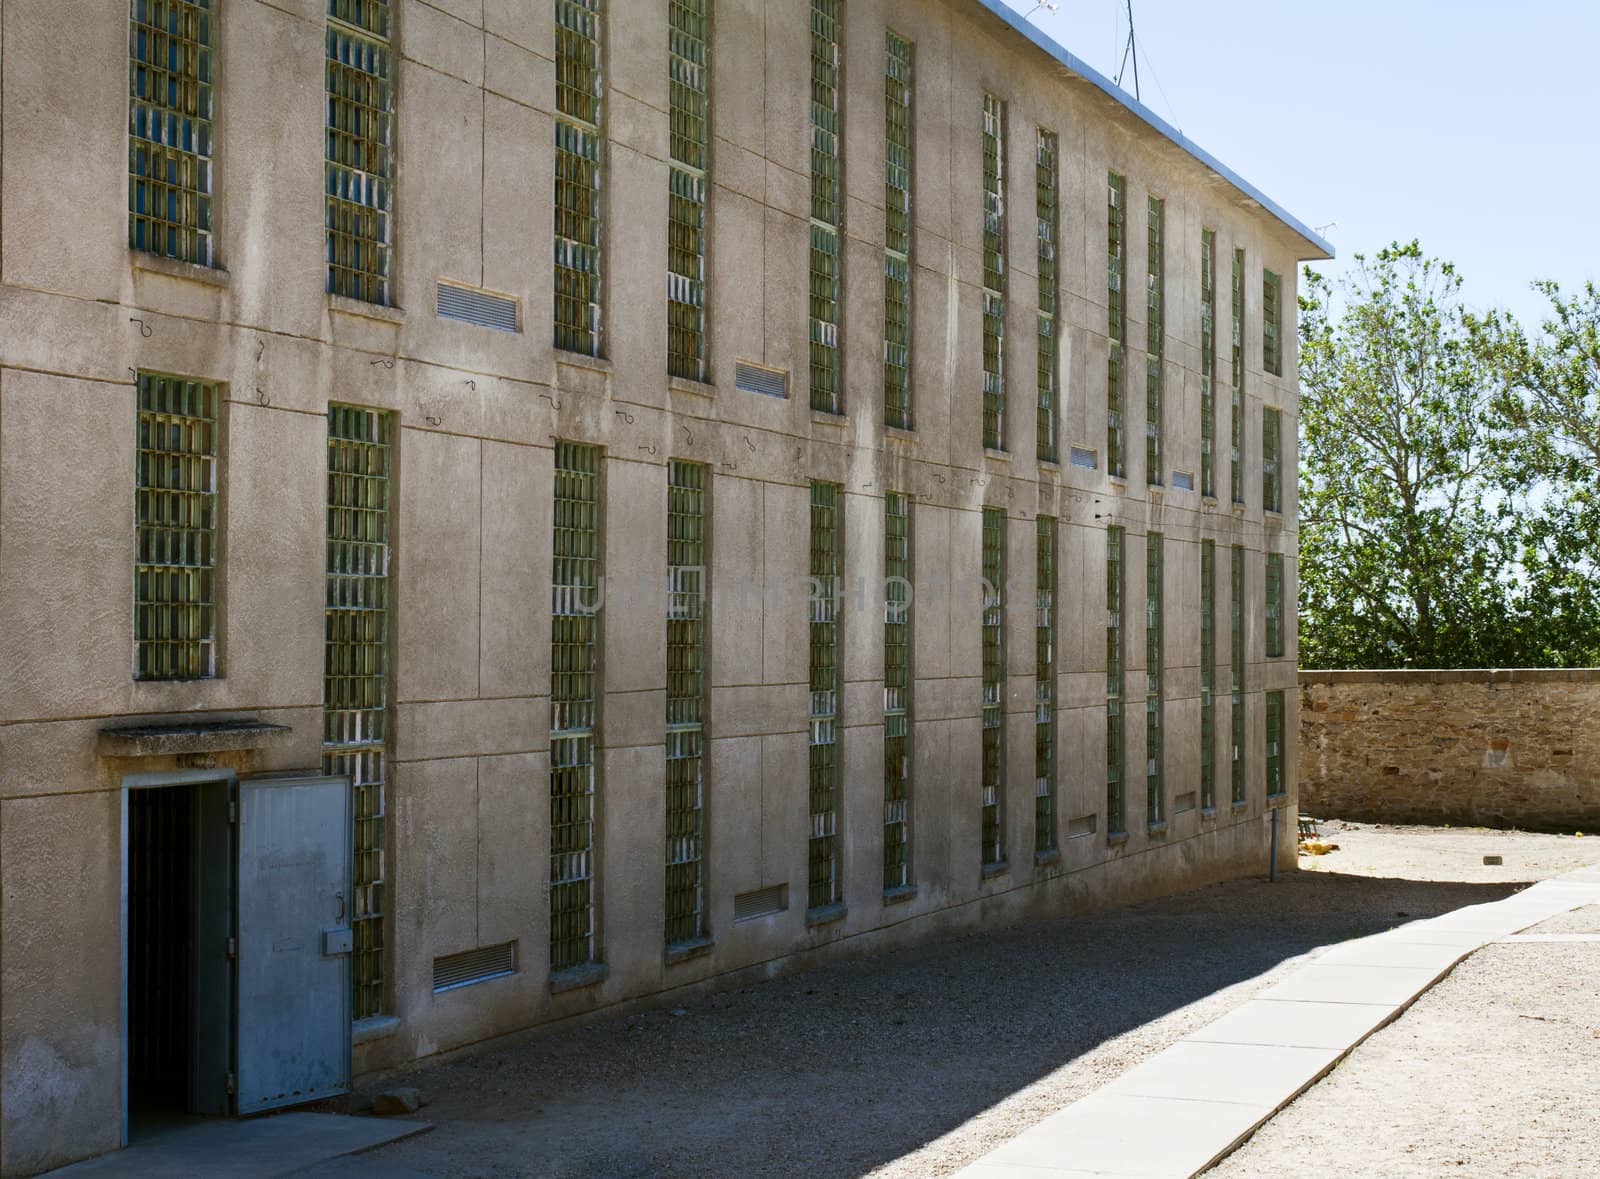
[308,825,1593,1179]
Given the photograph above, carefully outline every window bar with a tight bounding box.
[667,0,709,380]
[666,459,706,945]
[1146,197,1164,485]
[1230,248,1245,504]
[1265,550,1284,660]
[982,95,1007,451]
[809,481,842,910]
[326,0,393,304]
[1200,539,1216,811]
[884,31,913,430]
[1230,543,1245,805]
[1036,129,1059,463]
[135,371,218,680]
[809,0,843,413]
[1263,406,1282,514]
[324,403,392,1019]
[555,0,603,354]
[884,492,912,891]
[1266,690,1285,797]
[1106,525,1125,835]
[981,507,1006,866]
[1146,532,1164,825]
[1200,229,1217,498]
[1263,269,1283,377]
[129,0,215,265]
[551,441,601,971]
[1035,516,1057,854]
[1107,173,1127,478]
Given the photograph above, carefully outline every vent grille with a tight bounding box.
[733,884,788,923]
[1070,446,1098,470]
[432,942,518,992]
[436,282,520,332]
[735,362,787,399]
[1172,471,1195,491]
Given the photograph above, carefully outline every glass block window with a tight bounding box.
[1263,269,1283,376]
[1263,405,1282,514]
[809,481,842,910]
[129,0,214,265]
[1106,526,1126,835]
[667,0,708,380]
[666,460,706,945]
[1200,539,1216,811]
[555,0,603,355]
[981,507,1005,866]
[884,31,913,430]
[1266,690,1286,797]
[551,441,601,971]
[1036,129,1059,464]
[1230,248,1245,504]
[1230,543,1245,805]
[1265,550,1284,660]
[324,404,392,1019]
[326,0,393,304]
[1145,533,1164,825]
[982,95,1007,451]
[1200,229,1217,498]
[884,492,912,890]
[809,0,843,414]
[1146,197,1164,486]
[1035,516,1057,855]
[135,372,218,680]
[1107,173,1127,478]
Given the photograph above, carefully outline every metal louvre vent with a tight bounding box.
[436,282,520,332]
[432,942,518,992]
[1070,446,1098,470]
[735,362,787,399]
[733,884,788,923]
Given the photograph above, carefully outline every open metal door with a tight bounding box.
[236,773,353,1114]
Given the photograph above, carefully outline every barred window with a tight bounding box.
[982,95,1007,451]
[1200,229,1217,498]
[1265,550,1284,660]
[1263,269,1283,377]
[1230,543,1245,805]
[1145,532,1164,825]
[809,0,843,413]
[1266,690,1286,797]
[666,460,706,945]
[324,403,392,1019]
[668,0,708,380]
[1263,405,1282,514]
[809,481,842,910]
[555,0,603,354]
[884,492,912,890]
[1231,248,1246,504]
[1035,516,1057,854]
[129,0,214,265]
[884,31,914,430]
[1146,197,1164,485]
[1106,526,1125,835]
[1200,540,1216,811]
[135,372,218,680]
[982,507,1006,865]
[326,0,393,304]
[1107,173,1127,478]
[1036,130,1059,463]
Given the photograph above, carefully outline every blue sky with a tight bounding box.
[998,0,1600,328]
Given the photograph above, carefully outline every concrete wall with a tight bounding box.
[0,0,1317,1171]
[1300,670,1600,831]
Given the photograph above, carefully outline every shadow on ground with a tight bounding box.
[333,872,1523,1179]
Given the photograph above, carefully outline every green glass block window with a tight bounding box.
[982,507,1005,866]
[809,481,842,910]
[324,404,392,1019]
[884,31,913,430]
[884,492,912,891]
[129,0,214,265]
[1263,405,1282,514]
[982,94,1007,451]
[1036,129,1059,464]
[1106,526,1125,836]
[1107,173,1127,478]
[1266,690,1286,797]
[810,0,842,413]
[326,0,393,304]
[1263,269,1283,377]
[1146,197,1164,486]
[668,0,708,381]
[1200,539,1216,811]
[1265,550,1284,660]
[1145,532,1163,825]
[1230,247,1245,504]
[1230,543,1245,806]
[135,372,217,680]
[552,441,601,972]
[1200,229,1217,499]
[666,460,706,945]
[555,0,603,355]
[1035,516,1056,855]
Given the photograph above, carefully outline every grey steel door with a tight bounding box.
[236,774,353,1114]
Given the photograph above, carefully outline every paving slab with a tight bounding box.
[1099,1041,1342,1108]
[1257,962,1451,1005]
[1312,936,1470,970]
[47,1113,430,1178]
[1181,998,1397,1051]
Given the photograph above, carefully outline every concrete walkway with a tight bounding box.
[955,865,1600,1179]
[46,1112,430,1178]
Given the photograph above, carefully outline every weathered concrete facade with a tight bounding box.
[0,0,1324,1171]
[1301,670,1600,831]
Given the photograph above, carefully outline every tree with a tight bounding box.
[1297,242,1523,668]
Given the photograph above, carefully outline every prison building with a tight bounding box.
[0,0,1328,1171]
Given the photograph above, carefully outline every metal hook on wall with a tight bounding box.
[129,317,152,338]
[540,392,562,410]
[255,339,265,363]
[639,443,658,456]
[684,427,694,445]
[615,410,635,425]
[256,387,270,407]
[370,358,394,369]
[465,379,476,392]
[744,435,757,452]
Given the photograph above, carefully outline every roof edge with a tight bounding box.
[975,0,1335,261]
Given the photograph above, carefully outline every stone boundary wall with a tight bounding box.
[1299,669,1600,831]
